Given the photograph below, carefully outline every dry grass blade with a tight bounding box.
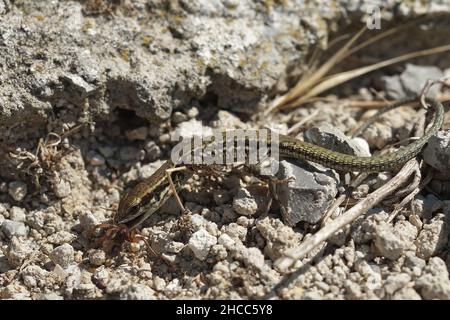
[283,43,450,109]
[265,27,367,115]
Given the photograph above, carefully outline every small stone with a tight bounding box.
[174,119,213,139]
[0,203,10,216]
[392,287,421,300]
[423,130,450,176]
[373,221,410,260]
[88,249,106,266]
[374,172,393,189]
[1,220,28,238]
[8,181,27,201]
[211,110,245,129]
[232,188,258,216]
[304,123,370,157]
[120,283,155,300]
[276,159,338,225]
[158,133,171,144]
[400,64,443,97]
[53,179,71,198]
[384,273,411,296]
[98,145,115,158]
[221,223,247,242]
[379,75,406,99]
[172,111,188,124]
[9,207,26,222]
[151,231,185,254]
[165,279,181,297]
[5,237,33,267]
[256,216,303,260]
[143,141,161,161]
[20,265,49,288]
[50,243,75,268]
[416,257,450,299]
[47,231,77,245]
[362,122,394,149]
[92,267,109,287]
[187,106,199,118]
[237,247,265,269]
[61,73,96,98]
[79,211,98,231]
[35,293,64,300]
[153,276,166,291]
[119,146,141,161]
[381,64,443,99]
[125,127,148,141]
[403,252,426,270]
[87,151,106,166]
[188,229,217,261]
[217,233,236,250]
[209,244,228,261]
[415,214,448,259]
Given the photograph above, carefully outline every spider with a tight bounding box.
[89,222,157,256]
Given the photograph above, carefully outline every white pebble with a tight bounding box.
[8,181,27,201]
[50,243,75,268]
[188,229,217,261]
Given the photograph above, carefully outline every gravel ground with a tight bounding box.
[1,1,450,300]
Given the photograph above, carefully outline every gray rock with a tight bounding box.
[235,246,265,269]
[232,188,258,216]
[97,145,116,158]
[400,64,443,97]
[53,179,72,199]
[86,151,106,166]
[1,219,28,238]
[47,231,77,245]
[275,160,338,225]
[88,249,106,267]
[144,141,161,162]
[423,130,450,177]
[304,123,370,157]
[4,237,34,267]
[392,287,421,300]
[416,257,450,299]
[50,243,75,268]
[373,221,411,260]
[9,206,26,222]
[151,231,185,254]
[125,126,148,141]
[221,223,247,242]
[172,111,188,124]
[120,283,155,300]
[119,146,142,162]
[60,73,96,104]
[8,181,27,201]
[255,217,303,260]
[381,64,443,99]
[35,293,64,300]
[384,273,411,296]
[415,214,448,259]
[379,75,406,100]
[20,265,49,288]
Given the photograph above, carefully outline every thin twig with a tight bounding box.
[387,170,434,223]
[274,158,419,273]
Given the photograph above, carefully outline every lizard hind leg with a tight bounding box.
[129,229,159,257]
